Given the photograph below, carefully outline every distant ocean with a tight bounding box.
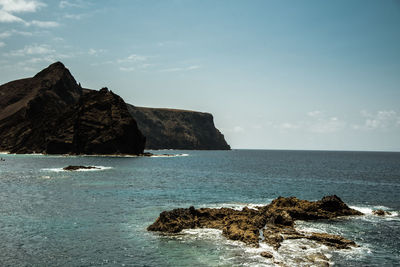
[0,150,399,266]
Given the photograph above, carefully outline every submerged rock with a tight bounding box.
[148,195,363,252]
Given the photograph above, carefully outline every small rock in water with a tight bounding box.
[372,209,391,216]
[63,165,99,171]
[260,251,273,258]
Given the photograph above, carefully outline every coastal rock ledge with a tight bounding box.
[148,195,363,253]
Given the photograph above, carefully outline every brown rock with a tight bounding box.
[148,195,363,250]
[260,251,273,258]
[372,209,391,216]
[307,232,356,249]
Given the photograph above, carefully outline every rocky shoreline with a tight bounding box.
[148,195,364,260]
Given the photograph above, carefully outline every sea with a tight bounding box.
[0,150,399,266]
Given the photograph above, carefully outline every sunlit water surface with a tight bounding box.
[0,150,399,266]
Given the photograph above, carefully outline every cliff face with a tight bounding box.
[127,105,230,150]
[0,62,145,155]
[0,62,230,153]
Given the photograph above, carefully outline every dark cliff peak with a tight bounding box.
[100,87,110,93]
[34,61,72,80]
[0,64,145,155]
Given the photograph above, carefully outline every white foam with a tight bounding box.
[41,166,113,172]
[350,205,399,219]
[150,153,189,158]
[200,201,272,211]
[175,228,338,266]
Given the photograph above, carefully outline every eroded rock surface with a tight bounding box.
[148,195,363,252]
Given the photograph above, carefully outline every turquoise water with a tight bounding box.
[0,150,399,266]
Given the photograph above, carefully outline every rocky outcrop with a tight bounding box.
[0,62,230,153]
[127,105,230,150]
[148,195,363,252]
[63,165,99,171]
[372,209,391,216]
[0,62,145,155]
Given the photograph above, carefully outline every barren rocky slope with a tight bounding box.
[0,62,145,155]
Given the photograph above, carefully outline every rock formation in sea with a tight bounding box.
[0,62,145,155]
[63,165,99,171]
[148,195,363,256]
[128,105,230,150]
[0,62,230,153]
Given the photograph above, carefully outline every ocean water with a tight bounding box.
[0,150,399,266]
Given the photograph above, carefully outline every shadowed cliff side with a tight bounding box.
[127,105,230,150]
[0,62,145,155]
[0,61,229,153]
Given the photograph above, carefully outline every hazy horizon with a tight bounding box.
[1,0,399,151]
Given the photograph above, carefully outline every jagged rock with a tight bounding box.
[63,165,99,171]
[0,62,145,155]
[127,105,230,150]
[307,232,357,249]
[372,209,391,216]
[148,195,363,249]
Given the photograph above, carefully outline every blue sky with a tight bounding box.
[1,0,399,151]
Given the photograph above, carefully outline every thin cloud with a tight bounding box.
[353,110,400,130]
[0,29,32,38]
[279,122,300,130]
[0,0,46,13]
[0,30,11,38]
[0,9,25,23]
[160,65,201,72]
[307,110,323,117]
[119,66,135,72]
[0,41,5,47]
[88,48,106,56]
[157,40,184,47]
[6,44,55,56]
[59,0,85,9]
[309,117,346,134]
[117,54,147,63]
[274,112,346,134]
[64,13,86,20]
[29,20,59,28]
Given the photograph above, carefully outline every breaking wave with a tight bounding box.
[41,166,113,172]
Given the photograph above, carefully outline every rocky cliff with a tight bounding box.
[0,62,230,153]
[127,105,230,150]
[0,62,145,155]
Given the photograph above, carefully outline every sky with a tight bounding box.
[0,0,399,151]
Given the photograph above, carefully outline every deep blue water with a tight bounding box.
[0,150,399,266]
